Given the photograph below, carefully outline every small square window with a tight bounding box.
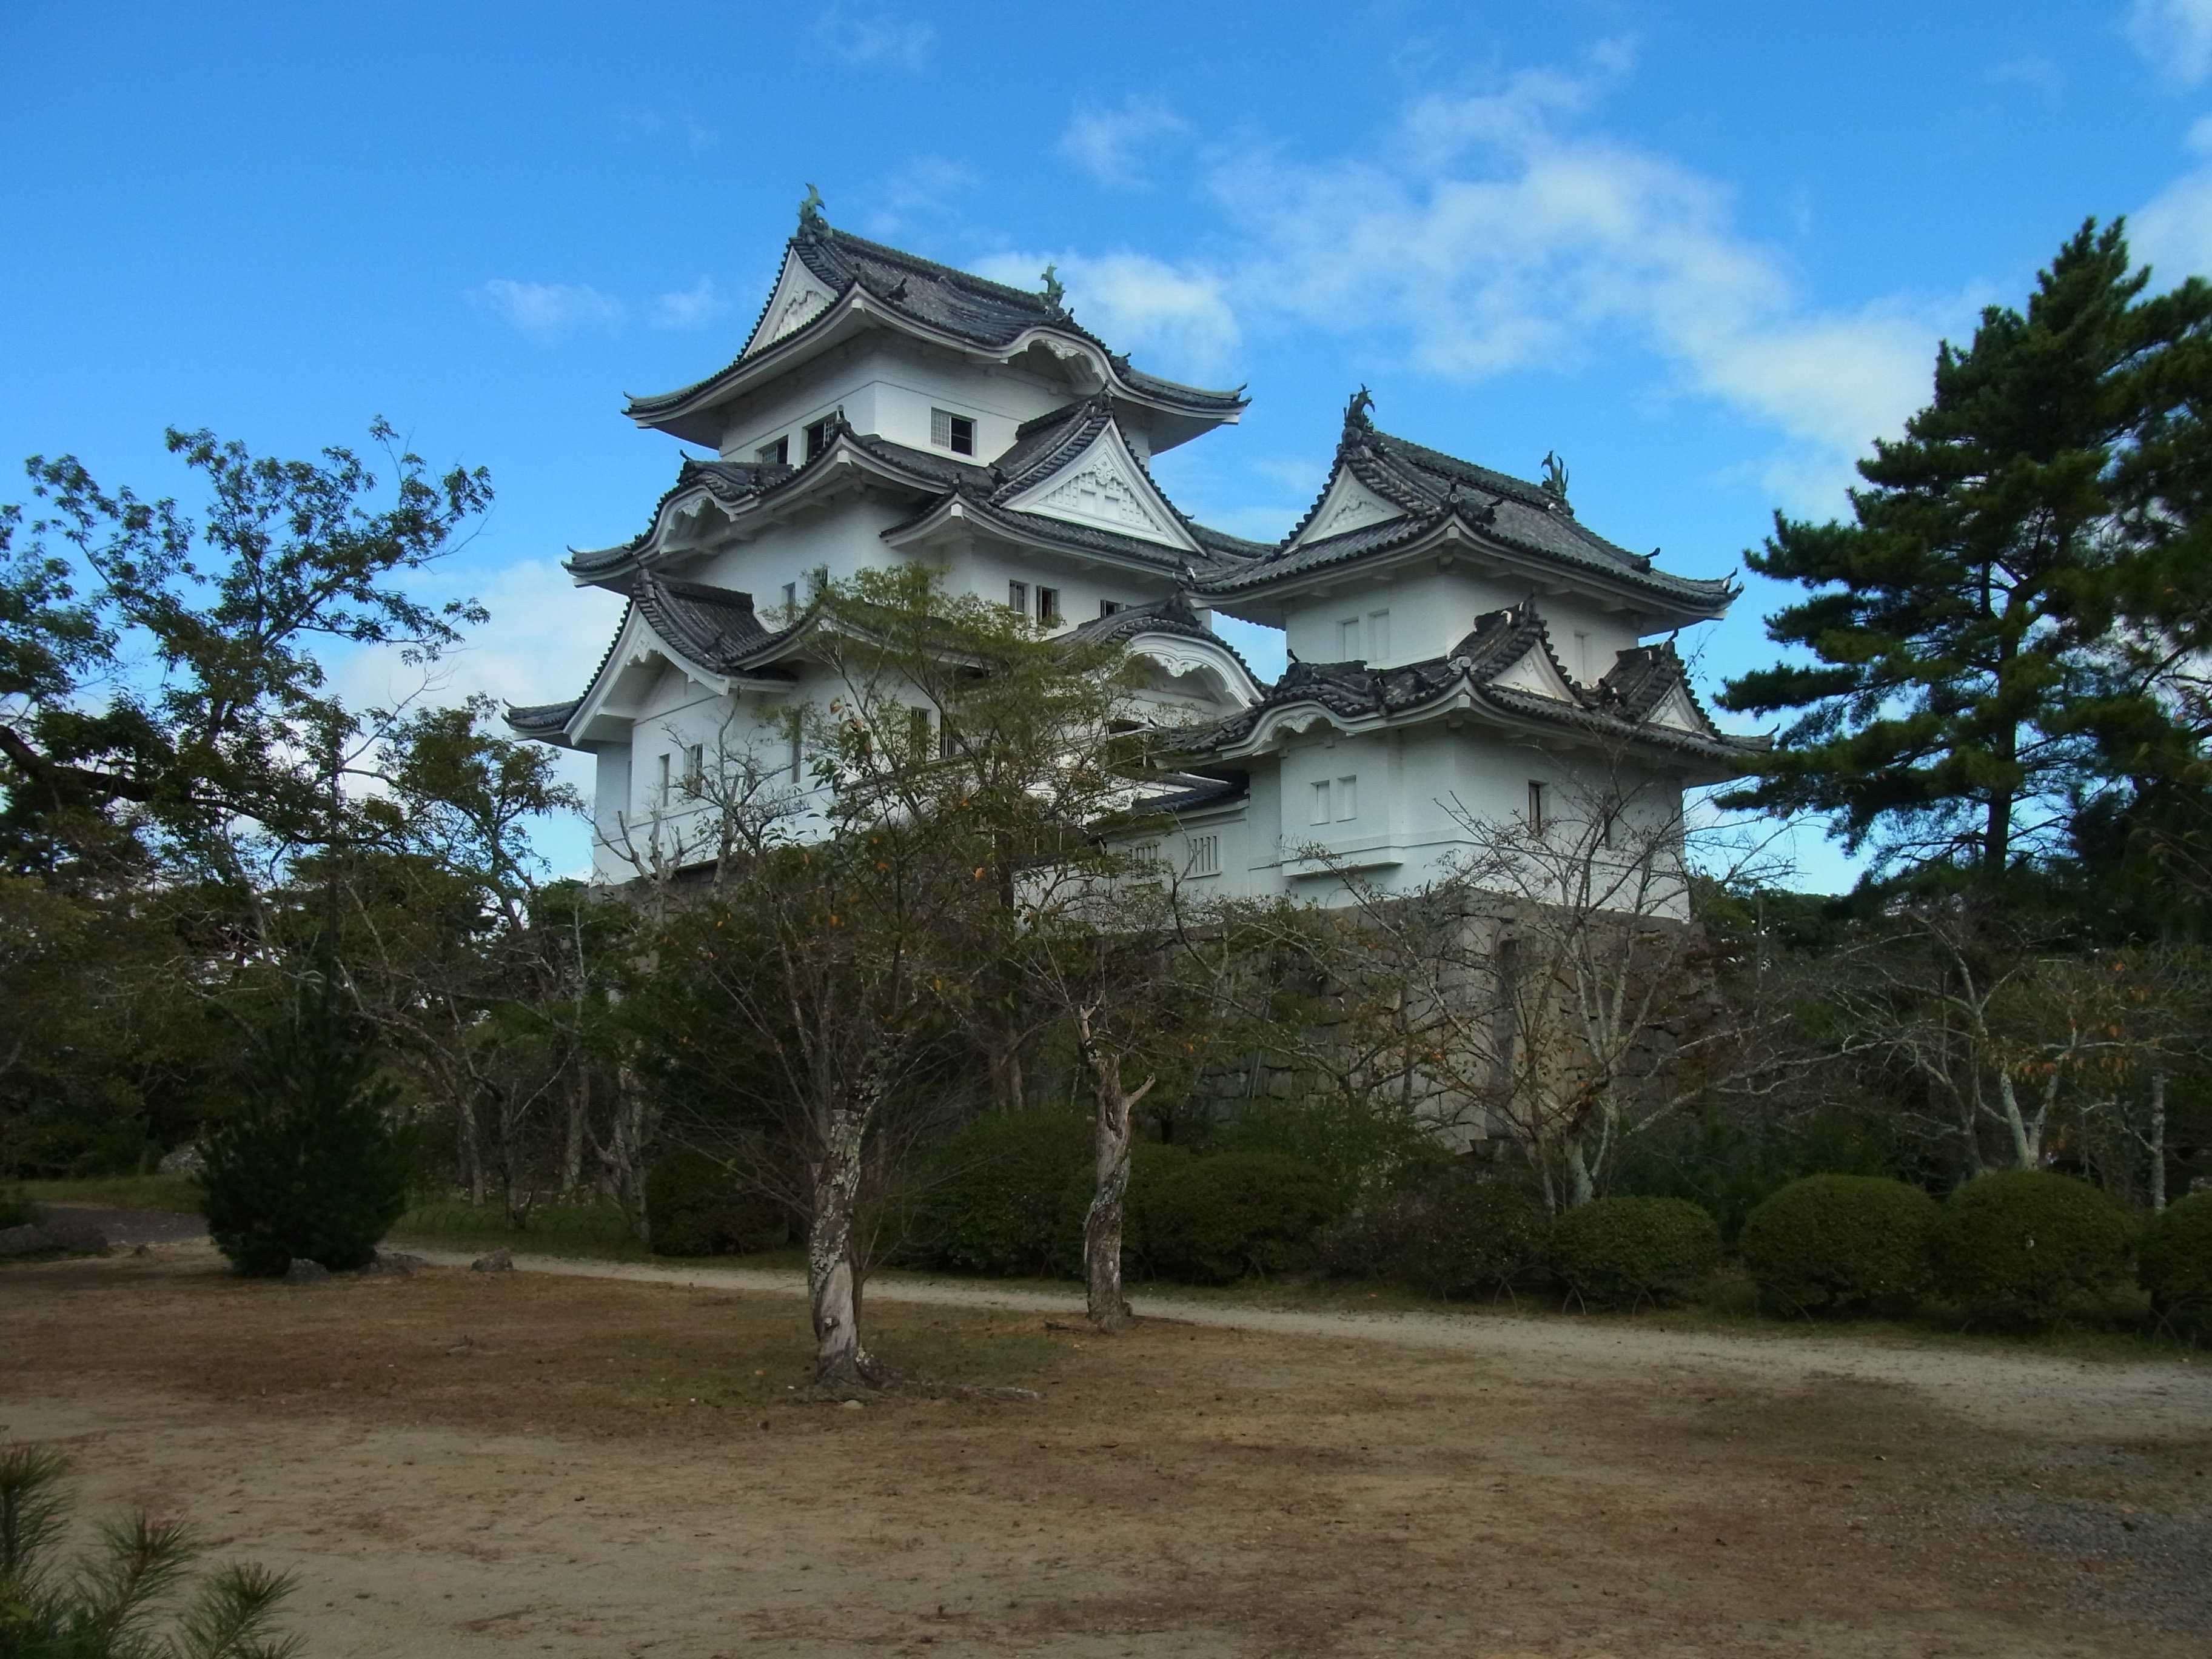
[930,408,976,455]
[1037,586,1061,626]
[1008,579,1029,616]
[756,435,789,466]
[1336,775,1356,822]
[805,417,835,460]
[1099,598,1123,618]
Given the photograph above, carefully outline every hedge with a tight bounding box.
[1929,1171,2136,1326]
[645,1149,791,1258]
[1739,1175,1939,1315]
[1549,1196,1720,1310]
[1319,1164,1550,1299]
[908,1111,1090,1278]
[2140,1190,2212,1333]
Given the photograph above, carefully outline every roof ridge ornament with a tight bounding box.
[1040,262,1066,311]
[1540,450,1570,507]
[797,183,828,240]
[1344,384,1376,434]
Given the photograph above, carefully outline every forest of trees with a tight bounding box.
[5,219,2211,1375]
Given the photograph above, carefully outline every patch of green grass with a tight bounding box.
[19,1175,203,1213]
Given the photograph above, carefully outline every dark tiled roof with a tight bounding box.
[1059,588,1219,651]
[632,575,779,672]
[1139,776,1248,816]
[627,226,1247,423]
[1177,602,1766,764]
[1198,407,1736,613]
[506,699,582,734]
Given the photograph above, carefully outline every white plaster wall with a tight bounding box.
[939,539,1175,629]
[1279,569,1649,678]
[675,497,921,618]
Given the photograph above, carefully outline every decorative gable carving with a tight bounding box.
[745,252,834,357]
[1644,682,1717,736]
[1487,640,1578,702]
[1293,468,1405,548]
[1002,424,1195,550]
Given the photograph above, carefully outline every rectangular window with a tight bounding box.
[804,417,834,460]
[1188,834,1220,877]
[655,752,671,806]
[786,712,803,783]
[756,435,789,466]
[1099,598,1123,618]
[1335,775,1357,822]
[782,581,797,612]
[1527,780,1546,834]
[1368,609,1391,661]
[1008,578,1029,616]
[1037,586,1061,626]
[938,717,957,761]
[1573,631,1590,682]
[1310,780,1332,825]
[685,744,704,792]
[1338,618,1361,659]
[908,706,933,762]
[930,407,977,455]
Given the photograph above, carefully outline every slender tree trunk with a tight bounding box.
[1563,1134,1597,1207]
[455,1095,486,1207]
[1076,1011,1152,1333]
[560,1067,588,1204]
[2149,1070,2168,1214]
[1994,1070,2040,1169]
[805,1101,874,1395]
[595,1068,655,1244]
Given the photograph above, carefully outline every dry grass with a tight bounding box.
[2,1248,2205,1658]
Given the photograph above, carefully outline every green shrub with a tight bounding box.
[908,1111,1090,1278]
[1549,1196,1720,1310]
[2140,1190,2212,1333]
[1929,1171,2136,1326]
[645,1149,791,1258]
[1320,1163,1550,1299]
[1740,1175,1940,1315]
[1610,1107,1905,1242]
[200,980,411,1277]
[1131,1148,1339,1284]
[0,1186,42,1228]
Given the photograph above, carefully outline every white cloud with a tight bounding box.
[2135,120,2212,280]
[973,249,1242,382]
[649,276,726,330]
[2128,0,2212,85]
[472,279,625,338]
[814,4,934,72]
[1191,62,1951,510]
[1059,96,1188,189]
[864,157,979,237]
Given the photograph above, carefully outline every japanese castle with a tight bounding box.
[507,200,1765,899]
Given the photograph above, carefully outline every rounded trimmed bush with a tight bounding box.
[1132,1148,1339,1284]
[910,1111,1090,1278]
[2140,1190,2212,1332]
[1740,1175,1939,1315]
[645,1149,791,1258]
[1320,1165,1551,1299]
[1929,1171,2136,1326]
[1549,1196,1721,1310]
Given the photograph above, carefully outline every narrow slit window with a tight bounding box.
[685,744,704,792]
[1527,780,1546,833]
[908,706,933,763]
[1336,775,1357,822]
[930,408,976,455]
[1368,609,1391,661]
[1338,618,1360,659]
[1310,780,1332,825]
[655,752,671,806]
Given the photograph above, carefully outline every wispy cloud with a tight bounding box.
[815,3,934,72]
[864,157,979,237]
[1985,53,2063,95]
[2135,115,2212,281]
[649,276,726,330]
[1059,95,1188,189]
[2128,0,2212,85]
[611,103,717,152]
[471,279,625,338]
[973,249,1241,383]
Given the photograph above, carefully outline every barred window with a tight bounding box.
[1188,834,1220,876]
[930,407,977,455]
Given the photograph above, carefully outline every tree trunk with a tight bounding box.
[594,1068,655,1244]
[455,1094,486,1207]
[1563,1135,1597,1208]
[1994,1070,2040,1170]
[805,1102,874,1395]
[560,1067,588,1204]
[2149,1069,2168,1214]
[1076,1010,1153,1333]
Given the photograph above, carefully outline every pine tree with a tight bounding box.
[200,972,411,1276]
[1718,220,2212,884]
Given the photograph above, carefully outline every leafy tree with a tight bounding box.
[1720,220,2212,884]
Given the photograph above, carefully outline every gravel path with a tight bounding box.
[52,1205,2209,1440]
[390,1241,2212,1441]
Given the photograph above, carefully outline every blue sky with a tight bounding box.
[8,2,2211,888]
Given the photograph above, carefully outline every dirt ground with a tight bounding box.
[4,1245,2208,1658]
